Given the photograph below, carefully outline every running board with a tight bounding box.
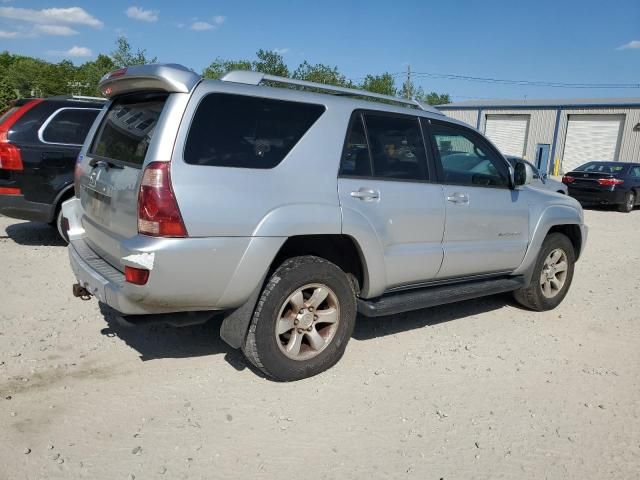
[357,276,525,317]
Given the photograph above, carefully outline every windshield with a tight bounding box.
[575,162,627,174]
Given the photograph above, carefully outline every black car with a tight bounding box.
[0,96,105,240]
[562,161,640,213]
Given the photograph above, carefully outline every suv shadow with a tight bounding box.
[4,221,66,247]
[98,303,257,374]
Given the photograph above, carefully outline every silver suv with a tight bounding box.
[65,64,587,381]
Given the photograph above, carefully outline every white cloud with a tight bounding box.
[617,40,640,50]
[273,48,289,54]
[0,29,18,38]
[126,6,158,23]
[190,21,213,31]
[33,24,78,36]
[48,46,93,57]
[213,15,226,25]
[0,6,102,28]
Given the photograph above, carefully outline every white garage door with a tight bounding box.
[484,115,529,156]
[562,115,623,172]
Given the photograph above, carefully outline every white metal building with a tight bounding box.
[437,98,640,175]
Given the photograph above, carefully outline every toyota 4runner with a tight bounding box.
[65,64,587,381]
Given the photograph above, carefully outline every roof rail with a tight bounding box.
[220,70,442,114]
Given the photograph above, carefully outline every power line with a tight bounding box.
[387,71,640,89]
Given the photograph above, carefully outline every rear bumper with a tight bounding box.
[64,198,284,316]
[568,187,626,205]
[0,193,55,223]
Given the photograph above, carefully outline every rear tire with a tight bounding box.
[242,256,357,381]
[618,191,635,213]
[513,233,575,311]
[55,207,69,243]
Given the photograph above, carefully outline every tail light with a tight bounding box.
[125,266,150,285]
[597,178,624,186]
[562,175,575,184]
[0,99,43,171]
[0,143,23,170]
[0,187,21,195]
[138,161,187,237]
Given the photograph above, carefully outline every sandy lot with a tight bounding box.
[0,208,639,479]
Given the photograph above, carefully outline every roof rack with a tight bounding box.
[220,70,442,114]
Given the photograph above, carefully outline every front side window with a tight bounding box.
[431,123,510,187]
[42,108,100,145]
[90,93,167,166]
[184,94,325,169]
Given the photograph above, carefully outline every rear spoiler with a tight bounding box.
[99,64,201,98]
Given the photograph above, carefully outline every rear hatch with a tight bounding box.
[75,64,200,270]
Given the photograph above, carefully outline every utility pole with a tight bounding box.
[406,64,412,99]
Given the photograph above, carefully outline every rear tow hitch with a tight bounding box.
[72,283,92,300]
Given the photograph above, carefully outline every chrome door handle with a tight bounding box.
[446,193,469,204]
[350,189,380,201]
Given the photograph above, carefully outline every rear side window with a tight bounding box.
[90,94,167,166]
[340,112,429,181]
[184,93,325,169]
[41,108,100,145]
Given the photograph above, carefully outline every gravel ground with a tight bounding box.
[1,208,639,480]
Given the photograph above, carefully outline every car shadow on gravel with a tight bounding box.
[3,221,65,247]
[98,303,260,375]
[353,294,511,341]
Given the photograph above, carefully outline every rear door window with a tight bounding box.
[184,93,325,169]
[41,108,101,145]
[90,93,167,166]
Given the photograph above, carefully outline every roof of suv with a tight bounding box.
[98,63,447,119]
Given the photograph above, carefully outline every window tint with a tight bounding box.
[184,94,325,169]
[431,123,510,187]
[90,94,167,166]
[340,115,372,177]
[42,108,100,145]
[629,166,640,177]
[363,114,428,181]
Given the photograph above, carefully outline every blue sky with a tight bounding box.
[1,0,639,100]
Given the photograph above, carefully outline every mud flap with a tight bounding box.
[219,280,264,349]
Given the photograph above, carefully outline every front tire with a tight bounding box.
[243,256,357,381]
[618,191,635,213]
[513,233,575,311]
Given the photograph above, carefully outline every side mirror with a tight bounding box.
[514,161,534,187]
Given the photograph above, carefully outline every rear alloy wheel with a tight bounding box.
[618,191,635,213]
[513,233,575,311]
[243,256,357,381]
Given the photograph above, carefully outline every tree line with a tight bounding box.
[0,37,450,111]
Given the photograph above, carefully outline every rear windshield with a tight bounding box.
[575,162,627,174]
[184,93,325,169]
[90,93,167,166]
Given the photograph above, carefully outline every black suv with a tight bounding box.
[0,96,105,240]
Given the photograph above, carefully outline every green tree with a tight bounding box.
[252,49,289,77]
[292,61,350,86]
[422,91,451,106]
[77,54,116,95]
[111,36,157,68]
[202,58,252,79]
[360,73,396,96]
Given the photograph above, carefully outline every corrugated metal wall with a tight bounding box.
[440,106,640,173]
[440,109,479,128]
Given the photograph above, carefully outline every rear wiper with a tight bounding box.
[89,158,124,169]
